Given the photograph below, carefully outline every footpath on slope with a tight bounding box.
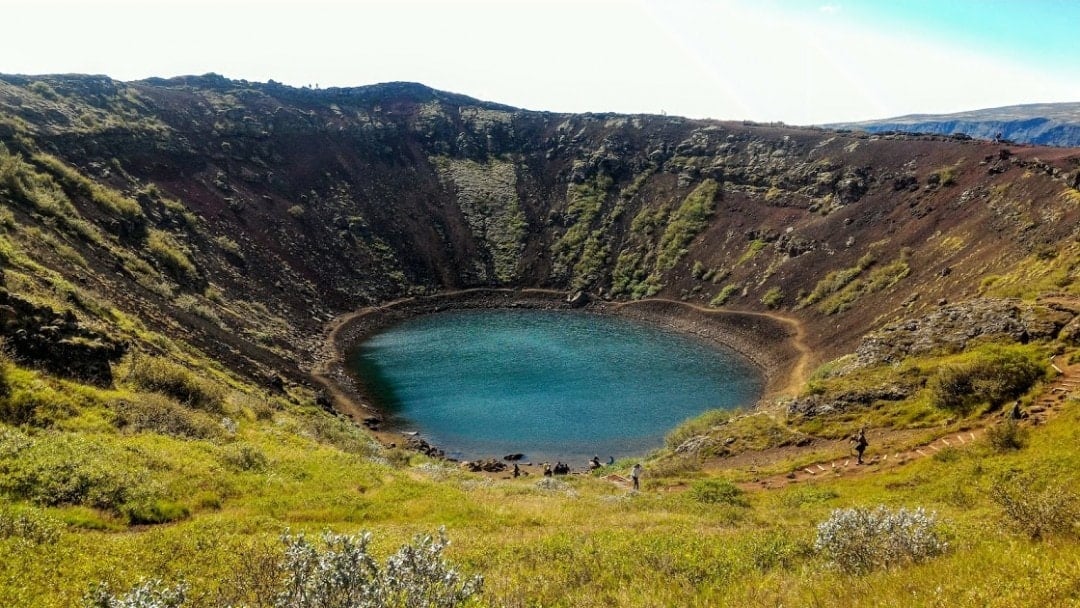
[740,353,1080,490]
[597,354,1079,493]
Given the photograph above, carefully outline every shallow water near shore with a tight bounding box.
[350,309,763,464]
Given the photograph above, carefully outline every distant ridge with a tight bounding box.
[827,102,1080,147]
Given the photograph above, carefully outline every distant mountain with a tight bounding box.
[828,102,1080,147]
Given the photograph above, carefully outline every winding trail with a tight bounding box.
[742,353,1079,490]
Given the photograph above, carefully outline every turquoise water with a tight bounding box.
[350,309,763,464]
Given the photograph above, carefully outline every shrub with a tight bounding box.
[146,229,197,283]
[990,473,1079,540]
[272,528,482,608]
[112,394,223,440]
[304,413,378,456]
[760,286,783,309]
[689,478,747,506]
[122,499,190,525]
[221,443,268,472]
[985,418,1028,451]
[929,346,1046,414]
[814,505,948,574]
[709,284,740,307]
[84,579,187,608]
[122,355,225,412]
[0,433,149,511]
[0,504,62,544]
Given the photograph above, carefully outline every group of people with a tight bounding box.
[529,456,642,491]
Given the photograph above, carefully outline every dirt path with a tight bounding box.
[739,353,1079,490]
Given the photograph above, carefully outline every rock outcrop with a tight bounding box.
[0,290,126,386]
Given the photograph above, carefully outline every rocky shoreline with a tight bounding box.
[311,288,806,461]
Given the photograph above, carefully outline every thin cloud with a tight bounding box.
[819,4,841,13]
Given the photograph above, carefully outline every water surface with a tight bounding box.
[351,309,762,463]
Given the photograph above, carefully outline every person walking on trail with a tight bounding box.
[630,463,643,491]
[852,427,869,465]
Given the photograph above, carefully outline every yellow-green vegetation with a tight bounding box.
[33,153,144,222]
[654,179,718,271]
[803,250,911,315]
[146,229,198,283]
[0,346,1076,606]
[791,342,1048,439]
[611,179,719,298]
[981,240,1080,298]
[929,164,959,187]
[551,175,615,288]
[760,286,783,309]
[735,239,766,266]
[800,252,876,308]
[709,283,740,307]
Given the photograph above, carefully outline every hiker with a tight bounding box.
[543,463,552,477]
[630,463,642,491]
[607,456,614,466]
[589,455,602,470]
[852,428,868,464]
[513,463,521,478]
[1010,401,1028,420]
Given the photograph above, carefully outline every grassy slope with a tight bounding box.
[1,379,1076,607]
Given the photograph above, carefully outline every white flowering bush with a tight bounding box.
[87,529,481,607]
[84,579,187,608]
[273,528,482,608]
[814,505,948,574]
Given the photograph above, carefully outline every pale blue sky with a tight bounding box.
[4,0,1078,123]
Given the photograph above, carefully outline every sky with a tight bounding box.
[4,0,1079,124]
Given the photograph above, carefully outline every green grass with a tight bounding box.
[0,336,1076,607]
[146,229,198,283]
[655,179,718,271]
[736,239,766,266]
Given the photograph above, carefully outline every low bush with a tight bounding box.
[112,394,223,440]
[84,579,187,608]
[0,433,149,511]
[814,505,948,574]
[240,528,481,608]
[0,504,62,544]
[990,473,1078,540]
[689,478,747,506]
[929,345,1046,414]
[121,355,225,413]
[760,286,783,309]
[986,418,1028,452]
[146,229,197,283]
[304,413,378,456]
[122,499,190,525]
[220,443,268,472]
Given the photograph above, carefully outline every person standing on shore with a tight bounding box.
[631,463,642,491]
